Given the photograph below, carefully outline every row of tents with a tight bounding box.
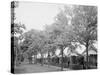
[32,50,97,69]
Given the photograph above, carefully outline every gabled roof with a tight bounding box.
[82,50,97,55]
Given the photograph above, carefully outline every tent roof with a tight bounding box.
[82,50,97,55]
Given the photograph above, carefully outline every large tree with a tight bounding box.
[61,5,97,68]
[44,11,75,70]
[71,6,97,69]
[11,1,26,71]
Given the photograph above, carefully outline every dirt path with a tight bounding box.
[14,63,69,74]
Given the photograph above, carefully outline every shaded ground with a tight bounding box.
[14,62,70,74]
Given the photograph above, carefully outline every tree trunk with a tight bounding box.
[33,55,35,64]
[61,49,63,71]
[15,45,21,66]
[15,47,18,66]
[35,55,37,64]
[28,55,32,64]
[61,46,64,71]
[48,51,50,67]
[86,41,89,69]
[34,55,37,64]
[41,53,44,66]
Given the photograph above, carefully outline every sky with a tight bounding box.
[15,1,64,31]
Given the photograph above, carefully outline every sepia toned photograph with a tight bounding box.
[11,1,97,74]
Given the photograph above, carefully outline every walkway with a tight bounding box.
[14,63,70,74]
